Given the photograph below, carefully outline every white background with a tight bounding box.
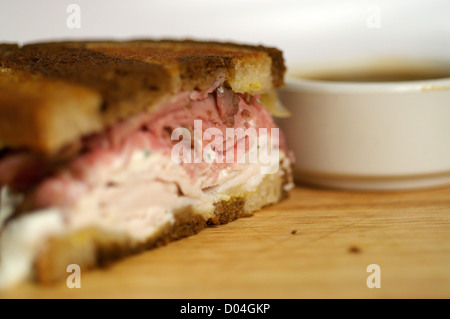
[0,0,449,71]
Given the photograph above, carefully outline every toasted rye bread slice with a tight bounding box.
[0,40,286,154]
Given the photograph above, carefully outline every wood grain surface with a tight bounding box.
[1,184,449,299]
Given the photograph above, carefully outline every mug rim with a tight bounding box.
[283,75,450,94]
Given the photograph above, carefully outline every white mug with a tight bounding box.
[276,61,450,191]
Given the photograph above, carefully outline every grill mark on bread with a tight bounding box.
[0,44,172,121]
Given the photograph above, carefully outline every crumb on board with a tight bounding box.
[348,246,361,254]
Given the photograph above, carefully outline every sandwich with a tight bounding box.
[0,39,294,287]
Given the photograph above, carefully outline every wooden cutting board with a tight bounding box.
[1,184,449,298]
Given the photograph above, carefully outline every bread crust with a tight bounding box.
[0,39,286,153]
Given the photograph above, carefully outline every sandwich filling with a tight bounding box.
[0,79,293,286]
